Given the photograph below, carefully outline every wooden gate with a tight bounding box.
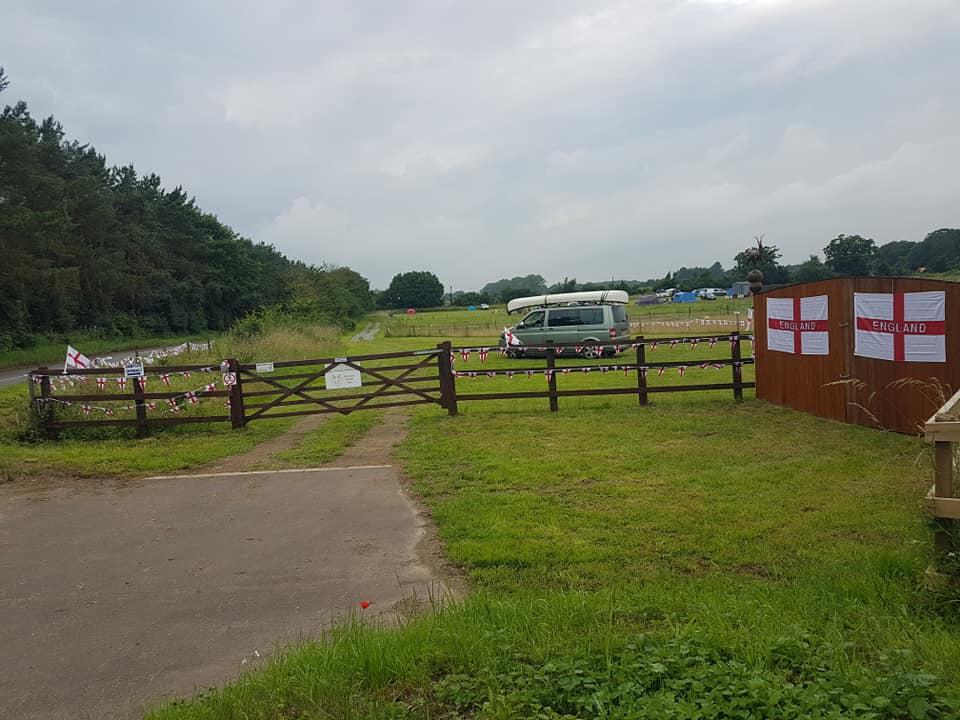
[230,342,456,427]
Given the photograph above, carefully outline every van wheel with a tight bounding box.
[581,345,601,359]
[506,349,523,359]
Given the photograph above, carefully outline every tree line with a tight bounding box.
[0,68,375,350]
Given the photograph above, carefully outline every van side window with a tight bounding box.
[548,309,579,326]
[522,310,545,327]
[612,305,627,323]
[580,308,603,325]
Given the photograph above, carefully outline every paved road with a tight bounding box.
[0,465,447,720]
[0,366,30,388]
[0,346,196,388]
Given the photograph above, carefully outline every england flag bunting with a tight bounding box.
[65,345,92,371]
[160,374,171,386]
[478,349,489,364]
[766,295,829,355]
[205,382,217,393]
[82,405,91,415]
[502,328,521,347]
[460,350,470,362]
[854,291,946,363]
[117,377,127,391]
[96,378,106,390]
[138,377,147,392]
[678,366,687,377]
[657,367,666,376]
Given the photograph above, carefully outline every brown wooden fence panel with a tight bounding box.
[754,277,960,434]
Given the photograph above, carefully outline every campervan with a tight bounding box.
[499,290,630,358]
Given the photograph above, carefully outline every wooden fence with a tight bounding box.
[753,277,960,434]
[924,389,960,553]
[29,334,754,436]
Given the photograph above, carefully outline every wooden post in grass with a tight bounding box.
[38,367,56,440]
[227,358,246,429]
[133,374,149,438]
[437,341,458,416]
[934,440,955,553]
[730,332,743,401]
[635,336,648,406]
[546,341,558,412]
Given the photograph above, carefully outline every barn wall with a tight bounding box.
[754,277,959,434]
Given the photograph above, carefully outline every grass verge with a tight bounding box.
[148,396,960,719]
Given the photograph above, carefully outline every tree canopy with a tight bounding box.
[0,74,372,349]
[380,271,444,309]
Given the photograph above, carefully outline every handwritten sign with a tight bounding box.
[123,363,145,379]
[255,362,275,373]
[325,364,362,389]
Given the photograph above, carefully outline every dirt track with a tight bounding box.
[0,413,460,720]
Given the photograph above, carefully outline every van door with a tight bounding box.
[546,308,581,354]
[514,310,547,348]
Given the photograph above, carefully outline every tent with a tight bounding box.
[671,292,699,303]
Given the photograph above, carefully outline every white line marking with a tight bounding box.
[144,465,393,480]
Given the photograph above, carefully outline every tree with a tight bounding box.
[909,228,960,273]
[0,67,8,95]
[382,271,444,309]
[872,240,914,276]
[793,255,834,283]
[733,235,789,284]
[823,234,876,276]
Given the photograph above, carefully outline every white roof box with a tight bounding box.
[506,289,629,314]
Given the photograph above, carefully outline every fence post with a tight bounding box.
[635,336,648,406]
[37,367,57,440]
[546,341,559,412]
[133,375,149,438]
[730,332,743,401]
[437,341,458,416]
[227,358,246,429]
[934,440,955,554]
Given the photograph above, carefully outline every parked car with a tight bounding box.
[499,290,630,359]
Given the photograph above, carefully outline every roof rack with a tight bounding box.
[506,290,629,314]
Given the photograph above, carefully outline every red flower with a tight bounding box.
[360,600,370,610]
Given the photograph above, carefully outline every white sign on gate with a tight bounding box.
[325,364,362,389]
[123,363,145,379]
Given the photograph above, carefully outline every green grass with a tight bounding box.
[147,393,960,719]
[266,411,382,468]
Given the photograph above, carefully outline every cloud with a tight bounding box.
[2,0,958,290]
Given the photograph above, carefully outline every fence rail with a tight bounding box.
[29,334,754,437]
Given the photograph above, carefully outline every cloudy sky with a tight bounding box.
[3,0,959,290]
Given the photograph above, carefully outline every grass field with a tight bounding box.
[3,315,958,718]
[145,395,960,720]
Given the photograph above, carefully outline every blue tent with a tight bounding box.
[672,292,698,303]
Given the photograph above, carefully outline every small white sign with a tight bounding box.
[334,357,348,363]
[325,364,362,389]
[123,363,145,379]
[255,362,275,373]
[222,372,237,386]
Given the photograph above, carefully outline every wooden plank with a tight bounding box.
[237,348,441,369]
[933,388,960,421]
[925,493,960,520]
[244,399,434,420]
[456,382,755,402]
[925,421,960,442]
[52,415,228,428]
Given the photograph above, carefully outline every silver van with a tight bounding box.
[500,291,630,358]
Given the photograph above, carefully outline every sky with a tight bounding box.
[3,0,959,290]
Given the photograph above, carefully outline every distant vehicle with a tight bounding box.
[655,288,677,299]
[500,290,630,359]
[480,303,490,309]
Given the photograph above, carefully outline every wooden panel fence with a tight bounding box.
[754,277,960,434]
